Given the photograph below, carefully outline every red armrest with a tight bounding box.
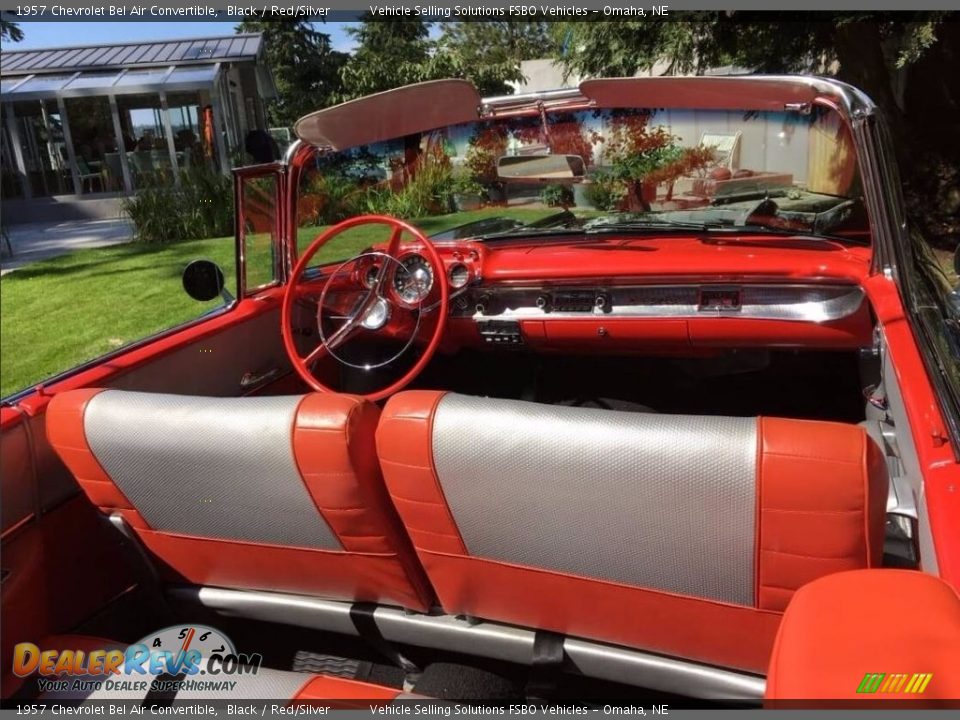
[766,569,960,703]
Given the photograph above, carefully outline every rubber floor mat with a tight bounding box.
[291,650,372,680]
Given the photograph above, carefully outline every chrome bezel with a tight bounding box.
[362,263,381,289]
[448,262,470,290]
[392,252,434,306]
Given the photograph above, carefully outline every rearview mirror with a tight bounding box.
[182,259,228,302]
[496,154,586,184]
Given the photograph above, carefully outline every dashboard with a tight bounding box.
[348,236,875,353]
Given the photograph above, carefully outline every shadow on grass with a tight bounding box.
[3,237,233,283]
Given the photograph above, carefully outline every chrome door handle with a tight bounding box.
[239,368,281,390]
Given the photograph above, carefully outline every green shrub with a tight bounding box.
[306,173,364,225]
[123,165,233,244]
[451,173,485,197]
[362,150,454,220]
[540,184,575,208]
[585,171,627,211]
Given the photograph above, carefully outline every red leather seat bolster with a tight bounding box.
[46,390,433,612]
[756,417,888,611]
[291,394,434,608]
[374,390,467,556]
[295,675,400,701]
[766,570,960,702]
[46,389,132,509]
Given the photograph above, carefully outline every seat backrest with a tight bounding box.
[376,391,888,672]
[47,389,432,611]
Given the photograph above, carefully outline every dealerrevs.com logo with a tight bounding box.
[12,625,262,695]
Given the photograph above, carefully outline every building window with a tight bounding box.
[166,91,218,172]
[63,96,117,195]
[10,100,73,197]
[115,93,174,189]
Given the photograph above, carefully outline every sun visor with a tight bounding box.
[294,80,482,150]
[579,77,825,113]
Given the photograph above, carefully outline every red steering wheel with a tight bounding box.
[280,215,449,402]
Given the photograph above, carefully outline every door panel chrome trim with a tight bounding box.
[171,586,764,701]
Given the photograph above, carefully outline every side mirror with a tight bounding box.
[182,259,228,302]
[496,154,586,184]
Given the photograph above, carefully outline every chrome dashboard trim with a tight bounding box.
[457,284,865,323]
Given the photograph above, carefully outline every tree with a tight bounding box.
[236,19,347,127]
[338,14,524,100]
[339,17,433,99]
[1,14,24,43]
[556,13,951,144]
[438,21,557,68]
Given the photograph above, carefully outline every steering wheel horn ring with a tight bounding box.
[280,215,449,401]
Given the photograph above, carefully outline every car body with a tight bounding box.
[2,76,959,705]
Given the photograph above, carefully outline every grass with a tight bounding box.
[1,207,557,398]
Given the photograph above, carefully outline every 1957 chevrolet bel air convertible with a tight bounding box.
[2,76,959,705]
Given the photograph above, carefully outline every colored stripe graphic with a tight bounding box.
[857,672,933,694]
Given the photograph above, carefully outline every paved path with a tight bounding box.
[1,218,134,275]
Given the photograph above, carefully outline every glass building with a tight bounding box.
[1,34,276,220]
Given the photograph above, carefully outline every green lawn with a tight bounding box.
[1,207,556,398]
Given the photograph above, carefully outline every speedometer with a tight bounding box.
[393,254,433,304]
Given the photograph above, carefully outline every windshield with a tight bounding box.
[296,105,867,262]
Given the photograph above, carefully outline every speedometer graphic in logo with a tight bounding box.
[138,625,236,658]
[134,625,240,675]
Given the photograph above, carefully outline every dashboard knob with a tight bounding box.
[475,295,491,316]
[595,293,610,311]
[536,294,550,311]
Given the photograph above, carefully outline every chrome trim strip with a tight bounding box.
[459,284,865,323]
[564,639,764,701]
[171,586,765,700]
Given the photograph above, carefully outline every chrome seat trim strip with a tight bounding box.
[170,586,765,701]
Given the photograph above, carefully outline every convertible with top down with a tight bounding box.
[2,76,959,705]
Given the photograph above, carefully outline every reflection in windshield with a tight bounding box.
[296,106,867,261]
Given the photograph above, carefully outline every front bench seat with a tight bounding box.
[375,391,888,673]
[46,390,432,611]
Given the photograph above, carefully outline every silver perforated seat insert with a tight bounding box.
[431,394,758,605]
[84,391,341,551]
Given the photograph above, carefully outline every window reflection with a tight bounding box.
[10,100,72,197]
[63,96,116,195]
